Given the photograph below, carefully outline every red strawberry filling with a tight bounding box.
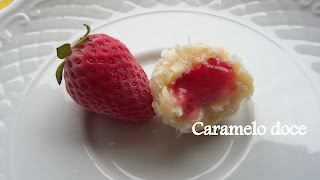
[169,57,236,118]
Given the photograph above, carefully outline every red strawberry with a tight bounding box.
[169,57,236,117]
[56,24,155,121]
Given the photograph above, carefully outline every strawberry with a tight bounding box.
[169,57,236,117]
[56,24,155,121]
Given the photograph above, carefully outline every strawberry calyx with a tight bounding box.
[55,24,91,85]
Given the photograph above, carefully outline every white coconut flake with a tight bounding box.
[175,44,182,51]
[161,49,169,57]
[152,129,158,134]
[108,142,115,146]
[176,132,182,139]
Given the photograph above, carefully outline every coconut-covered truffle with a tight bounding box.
[150,42,254,133]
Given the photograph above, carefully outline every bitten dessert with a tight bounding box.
[150,42,254,133]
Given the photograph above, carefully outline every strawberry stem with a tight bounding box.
[73,24,91,48]
[83,24,91,37]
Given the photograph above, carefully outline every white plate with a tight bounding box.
[1,0,320,179]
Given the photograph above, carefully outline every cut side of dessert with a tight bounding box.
[150,42,254,133]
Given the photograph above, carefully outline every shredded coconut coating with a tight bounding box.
[150,42,254,133]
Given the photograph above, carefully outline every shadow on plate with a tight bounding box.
[83,111,222,160]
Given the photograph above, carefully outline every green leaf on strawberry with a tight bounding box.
[55,61,65,85]
[56,43,71,59]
